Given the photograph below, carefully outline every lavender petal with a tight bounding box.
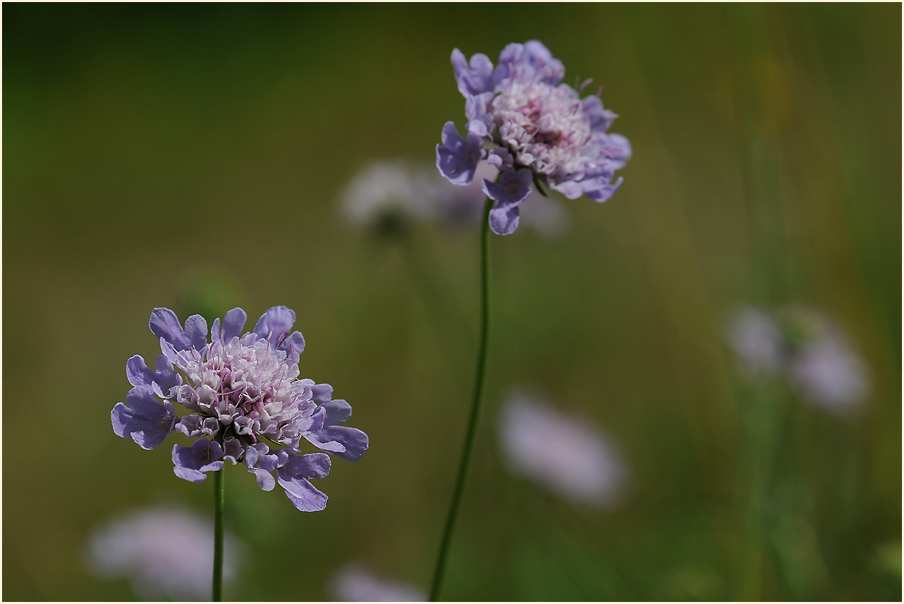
[321,399,353,427]
[253,306,297,348]
[221,307,248,341]
[126,354,180,395]
[305,426,369,462]
[112,387,176,450]
[172,439,225,483]
[436,122,485,186]
[149,308,192,351]
[281,478,329,512]
[451,49,494,97]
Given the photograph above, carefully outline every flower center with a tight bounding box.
[490,79,593,177]
[172,336,310,443]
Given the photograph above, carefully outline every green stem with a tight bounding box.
[429,197,493,602]
[213,468,225,602]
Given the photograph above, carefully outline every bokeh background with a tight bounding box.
[3,3,900,601]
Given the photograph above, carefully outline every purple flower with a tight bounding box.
[436,40,631,235]
[86,505,241,601]
[112,306,369,511]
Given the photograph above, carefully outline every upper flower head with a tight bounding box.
[112,306,368,511]
[437,41,631,235]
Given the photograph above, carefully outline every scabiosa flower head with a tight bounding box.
[329,565,426,602]
[498,392,627,507]
[112,306,368,511]
[86,505,241,601]
[437,40,631,235]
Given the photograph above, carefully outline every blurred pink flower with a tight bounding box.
[786,312,870,415]
[499,392,627,507]
[726,305,871,416]
[328,564,425,601]
[86,505,241,601]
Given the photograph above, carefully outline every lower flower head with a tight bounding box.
[112,306,369,511]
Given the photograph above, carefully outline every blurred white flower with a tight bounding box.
[328,564,425,602]
[726,306,785,378]
[86,505,241,601]
[499,392,627,507]
[340,159,568,237]
[340,160,434,233]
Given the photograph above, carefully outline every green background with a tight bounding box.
[3,3,900,601]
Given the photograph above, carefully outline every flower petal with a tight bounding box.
[111,387,176,450]
[488,202,521,236]
[603,134,632,171]
[311,383,333,405]
[222,437,244,465]
[183,315,208,351]
[172,439,224,483]
[280,452,332,480]
[436,122,485,186]
[175,414,203,438]
[321,399,353,427]
[149,308,192,351]
[251,469,276,491]
[253,306,296,347]
[482,168,531,235]
[278,331,305,365]
[305,426,369,462]
[126,354,180,395]
[281,477,329,512]
[582,95,616,133]
[221,307,247,341]
[523,40,564,84]
[584,176,623,203]
[451,49,494,97]
[482,168,532,206]
[235,443,276,490]
[276,453,332,511]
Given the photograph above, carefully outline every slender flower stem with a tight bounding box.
[429,196,493,602]
[212,468,225,602]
